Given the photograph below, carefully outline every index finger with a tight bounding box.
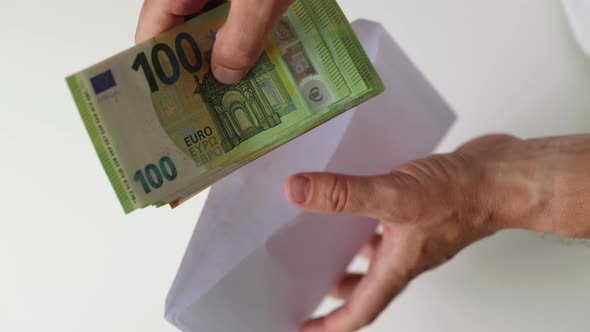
[135,0,209,43]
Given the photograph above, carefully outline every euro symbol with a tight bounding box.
[309,87,323,102]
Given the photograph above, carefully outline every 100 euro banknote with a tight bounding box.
[67,0,384,213]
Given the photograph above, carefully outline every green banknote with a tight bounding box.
[67,0,384,213]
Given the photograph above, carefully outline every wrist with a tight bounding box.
[482,151,542,232]
[470,136,555,234]
[482,136,590,238]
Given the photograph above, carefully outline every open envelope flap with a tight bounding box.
[328,19,455,177]
[165,84,357,316]
[166,20,456,331]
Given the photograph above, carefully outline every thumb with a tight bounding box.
[211,0,293,84]
[284,173,400,220]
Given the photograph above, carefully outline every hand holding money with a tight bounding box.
[136,0,295,84]
[67,0,383,213]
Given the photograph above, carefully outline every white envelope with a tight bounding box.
[562,0,590,58]
[165,19,456,332]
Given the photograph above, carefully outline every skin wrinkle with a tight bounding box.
[335,175,350,214]
[429,154,453,180]
[365,177,388,219]
[397,162,429,187]
[349,177,372,214]
[384,179,408,221]
[327,175,342,213]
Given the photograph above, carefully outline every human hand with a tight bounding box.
[136,0,294,84]
[284,134,590,332]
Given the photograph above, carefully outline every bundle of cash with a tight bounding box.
[67,0,384,213]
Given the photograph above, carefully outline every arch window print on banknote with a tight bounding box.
[191,51,293,154]
[66,0,384,213]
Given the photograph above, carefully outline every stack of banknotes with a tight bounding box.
[67,0,384,213]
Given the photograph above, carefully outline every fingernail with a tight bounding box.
[289,175,310,204]
[212,65,246,84]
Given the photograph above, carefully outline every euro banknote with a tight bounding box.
[67,0,384,213]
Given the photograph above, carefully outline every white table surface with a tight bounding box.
[1,1,589,331]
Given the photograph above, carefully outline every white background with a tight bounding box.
[1,0,590,331]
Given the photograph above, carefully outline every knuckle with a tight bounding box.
[392,154,478,215]
[323,176,350,213]
[397,154,463,182]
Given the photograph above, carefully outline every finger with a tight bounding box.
[285,173,397,220]
[329,274,364,301]
[329,234,383,301]
[360,234,382,260]
[301,231,412,332]
[135,0,208,43]
[211,0,294,84]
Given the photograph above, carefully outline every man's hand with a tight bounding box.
[285,134,590,332]
[136,0,294,84]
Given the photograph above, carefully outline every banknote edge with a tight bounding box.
[318,0,385,103]
[66,75,135,214]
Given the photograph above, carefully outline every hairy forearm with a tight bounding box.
[487,135,590,238]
